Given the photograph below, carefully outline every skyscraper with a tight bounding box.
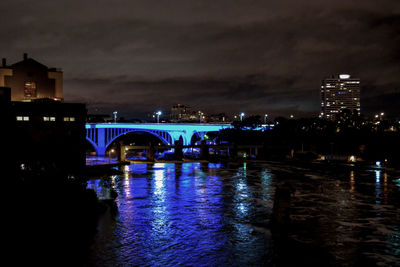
[320,74,360,119]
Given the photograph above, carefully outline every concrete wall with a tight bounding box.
[0,68,13,87]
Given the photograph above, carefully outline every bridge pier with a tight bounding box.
[199,140,209,160]
[172,140,182,160]
[97,128,107,156]
[96,147,107,157]
[146,144,155,161]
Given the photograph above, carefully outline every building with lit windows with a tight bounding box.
[1,87,86,175]
[170,104,200,122]
[0,53,63,102]
[320,74,360,119]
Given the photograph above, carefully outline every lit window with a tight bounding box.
[50,117,56,121]
[24,81,37,98]
[63,117,76,122]
[43,117,49,121]
[22,116,29,121]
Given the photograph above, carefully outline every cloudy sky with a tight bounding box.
[1,0,399,119]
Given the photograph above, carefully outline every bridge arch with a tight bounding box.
[89,128,173,156]
[105,129,172,150]
[86,137,98,152]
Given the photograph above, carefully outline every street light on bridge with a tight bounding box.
[113,111,118,123]
[199,112,204,123]
[156,111,162,123]
[240,112,245,122]
[264,114,268,124]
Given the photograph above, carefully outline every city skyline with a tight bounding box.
[1,0,399,119]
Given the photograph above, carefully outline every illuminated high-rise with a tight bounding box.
[320,74,360,119]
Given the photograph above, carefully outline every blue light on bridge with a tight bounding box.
[85,123,232,156]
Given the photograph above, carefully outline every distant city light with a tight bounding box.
[339,74,350,79]
[376,161,381,167]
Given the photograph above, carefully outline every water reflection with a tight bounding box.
[349,170,355,195]
[123,167,131,198]
[395,178,400,188]
[375,170,381,205]
[383,172,388,203]
[260,169,273,203]
[87,163,400,266]
[234,163,250,219]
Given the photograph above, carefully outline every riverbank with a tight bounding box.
[5,171,106,265]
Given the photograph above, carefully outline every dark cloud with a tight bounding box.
[1,0,399,118]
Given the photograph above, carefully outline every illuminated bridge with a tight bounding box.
[86,123,232,156]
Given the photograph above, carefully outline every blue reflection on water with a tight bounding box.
[87,163,400,266]
[208,163,222,169]
[100,162,232,266]
[128,163,148,174]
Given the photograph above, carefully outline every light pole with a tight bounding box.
[240,112,245,122]
[156,111,162,123]
[113,111,118,123]
[108,149,115,163]
[200,112,204,123]
[264,114,268,124]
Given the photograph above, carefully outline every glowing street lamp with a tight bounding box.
[264,114,268,124]
[113,111,118,123]
[108,148,115,163]
[199,112,204,123]
[240,112,245,121]
[156,111,162,123]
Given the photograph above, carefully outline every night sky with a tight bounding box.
[1,0,399,119]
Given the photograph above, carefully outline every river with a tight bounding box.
[86,161,400,266]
